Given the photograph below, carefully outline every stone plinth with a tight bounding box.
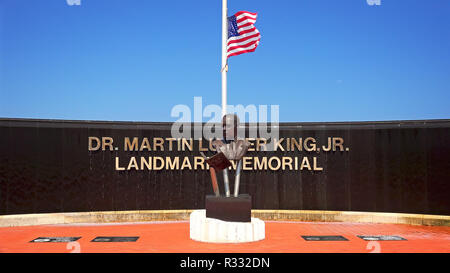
[189,210,265,243]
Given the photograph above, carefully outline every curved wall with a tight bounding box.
[0,118,449,215]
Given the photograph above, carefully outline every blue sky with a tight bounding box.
[0,0,449,122]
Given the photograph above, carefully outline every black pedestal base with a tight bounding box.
[205,194,251,223]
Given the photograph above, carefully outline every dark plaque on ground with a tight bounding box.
[357,235,406,241]
[30,237,81,243]
[301,236,349,241]
[91,236,139,242]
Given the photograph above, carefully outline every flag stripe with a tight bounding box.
[235,11,257,16]
[238,25,256,33]
[236,11,257,19]
[227,45,258,58]
[238,27,257,35]
[237,17,256,25]
[227,34,261,49]
[227,29,260,44]
[227,37,260,52]
[237,20,256,28]
[237,22,253,29]
[228,40,259,54]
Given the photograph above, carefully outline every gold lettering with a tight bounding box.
[256,138,267,151]
[291,138,302,151]
[124,137,138,151]
[282,157,293,170]
[243,157,252,170]
[194,156,205,170]
[141,157,151,170]
[127,157,139,170]
[246,138,256,152]
[322,137,332,152]
[153,137,164,151]
[182,138,193,151]
[181,157,192,170]
[269,156,281,171]
[274,138,285,151]
[254,156,267,170]
[139,138,151,151]
[102,137,114,151]
[313,157,323,171]
[153,156,164,170]
[230,160,238,170]
[88,137,101,151]
[166,138,176,151]
[115,157,125,170]
[300,157,311,170]
[166,156,179,170]
[198,139,208,152]
[304,137,316,152]
[333,137,344,151]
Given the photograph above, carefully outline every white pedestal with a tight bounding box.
[189,209,265,243]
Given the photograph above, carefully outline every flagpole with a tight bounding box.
[221,0,231,197]
[221,0,227,117]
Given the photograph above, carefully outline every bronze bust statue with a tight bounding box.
[204,114,249,197]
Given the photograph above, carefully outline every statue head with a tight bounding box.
[222,114,239,141]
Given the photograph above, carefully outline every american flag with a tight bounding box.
[227,11,261,58]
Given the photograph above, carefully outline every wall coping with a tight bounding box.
[0,210,448,227]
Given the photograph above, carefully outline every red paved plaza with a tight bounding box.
[0,221,448,253]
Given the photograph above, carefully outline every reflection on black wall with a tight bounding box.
[0,118,449,215]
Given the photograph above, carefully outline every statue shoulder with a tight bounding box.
[211,139,225,149]
[236,139,250,148]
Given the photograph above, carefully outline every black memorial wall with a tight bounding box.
[0,118,448,215]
